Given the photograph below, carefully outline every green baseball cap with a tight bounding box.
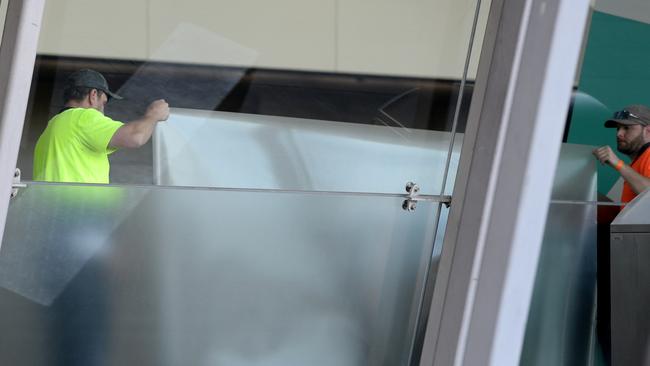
[64,69,123,100]
[604,104,650,128]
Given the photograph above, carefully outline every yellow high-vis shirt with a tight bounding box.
[33,108,124,184]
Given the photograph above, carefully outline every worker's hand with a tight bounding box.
[145,99,170,122]
[592,145,621,168]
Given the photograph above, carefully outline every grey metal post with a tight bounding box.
[419,0,591,364]
[0,0,45,247]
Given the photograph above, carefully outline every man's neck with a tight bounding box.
[631,142,650,161]
[64,100,103,115]
[65,100,91,109]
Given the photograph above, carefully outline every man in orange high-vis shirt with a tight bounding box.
[593,104,650,203]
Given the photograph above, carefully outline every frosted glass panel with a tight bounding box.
[520,143,598,366]
[520,203,597,366]
[154,113,591,198]
[549,143,597,201]
[0,183,438,366]
[154,108,461,195]
[0,185,146,305]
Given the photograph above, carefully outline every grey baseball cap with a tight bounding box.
[64,69,123,100]
[605,104,650,127]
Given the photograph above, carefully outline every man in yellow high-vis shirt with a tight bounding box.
[33,69,170,184]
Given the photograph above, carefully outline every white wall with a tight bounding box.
[36,0,490,79]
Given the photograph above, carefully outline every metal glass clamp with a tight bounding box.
[402,182,420,211]
[402,182,452,212]
[10,168,26,199]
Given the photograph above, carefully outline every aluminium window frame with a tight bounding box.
[0,0,45,247]
[418,0,591,365]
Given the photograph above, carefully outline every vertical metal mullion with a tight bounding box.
[408,0,485,364]
[0,1,10,42]
[418,0,591,365]
[0,0,45,248]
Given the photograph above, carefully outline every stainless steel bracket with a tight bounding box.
[10,168,26,199]
[402,182,452,212]
[402,182,420,211]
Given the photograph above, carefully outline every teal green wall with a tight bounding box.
[569,11,650,194]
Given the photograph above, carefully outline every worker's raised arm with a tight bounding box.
[618,163,650,194]
[593,145,650,194]
[109,99,170,149]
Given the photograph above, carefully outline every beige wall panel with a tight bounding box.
[37,0,148,59]
[466,0,491,81]
[34,0,487,78]
[148,0,336,71]
[337,0,481,79]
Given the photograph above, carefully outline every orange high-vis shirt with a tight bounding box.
[621,145,650,203]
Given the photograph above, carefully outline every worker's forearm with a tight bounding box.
[125,116,158,147]
[619,164,650,194]
[110,99,169,149]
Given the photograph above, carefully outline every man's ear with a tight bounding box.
[85,89,94,103]
[644,124,650,138]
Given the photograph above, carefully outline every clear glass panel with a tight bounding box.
[520,144,598,365]
[438,0,492,198]
[406,202,449,362]
[0,182,438,365]
[568,4,650,200]
[16,0,488,195]
[564,3,650,363]
[7,0,492,364]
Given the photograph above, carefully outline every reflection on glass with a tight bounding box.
[520,202,597,366]
[567,5,650,365]
[550,144,598,201]
[0,183,438,365]
[568,7,650,195]
[0,185,141,305]
[520,144,598,366]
